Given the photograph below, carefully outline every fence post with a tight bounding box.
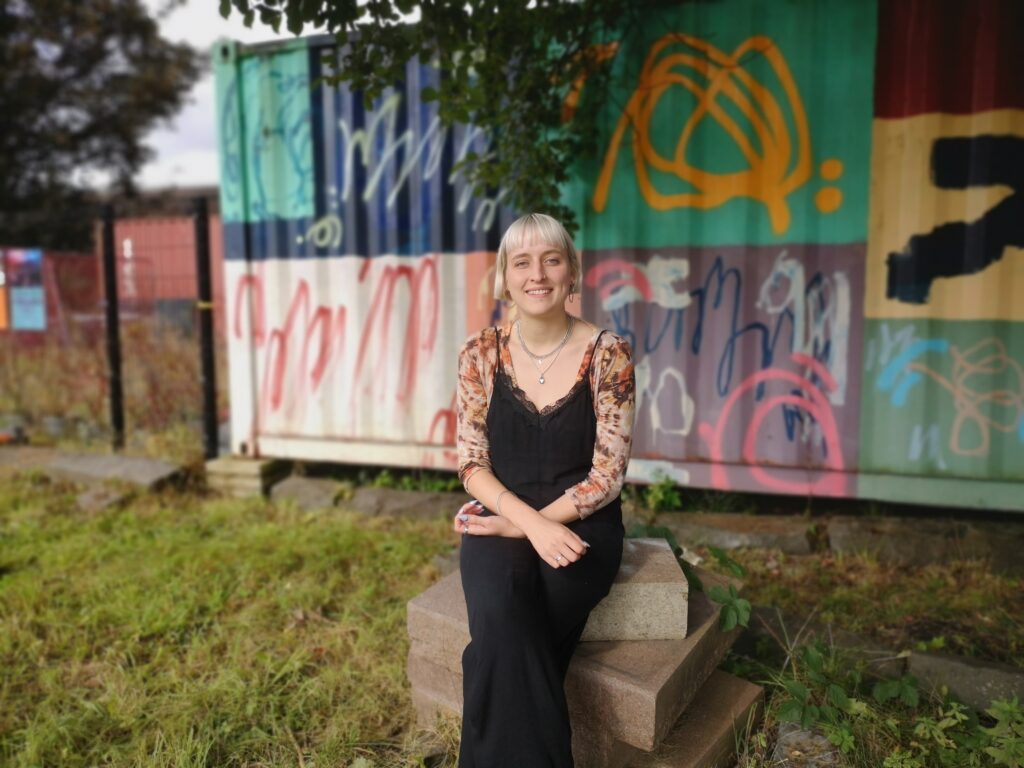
[101,204,125,450]
[193,196,218,459]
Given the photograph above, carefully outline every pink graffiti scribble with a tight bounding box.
[352,258,439,407]
[232,256,439,427]
[585,259,654,307]
[698,352,848,496]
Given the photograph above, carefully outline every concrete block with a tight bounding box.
[407,650,464,715]
[407,563,743,751]
[47,453,180,489]
[909,651,1024,713]
[656,512,812,554]
[270,475,350,511]
[581,538,688,641]
[345,486,469,519]
[409,656,761,768]
[829,515,1024,575]
[567,574,743,751]
[205,456,289,480]
[629,670,764,768]
[208,475,267,498]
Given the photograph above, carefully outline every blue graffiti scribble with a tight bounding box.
[876,339,950,406]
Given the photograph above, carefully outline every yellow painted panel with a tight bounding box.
[865,109,1024,320]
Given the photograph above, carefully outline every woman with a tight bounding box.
[453,213,636,767]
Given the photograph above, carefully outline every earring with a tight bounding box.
[569,282,576,303]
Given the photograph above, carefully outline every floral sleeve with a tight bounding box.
[565,333,636,518]
[456,329,496,488]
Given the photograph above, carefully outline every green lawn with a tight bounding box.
[0,473,454,767]
[4,472,1022,768]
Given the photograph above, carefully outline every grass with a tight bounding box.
[708,547,1024,669]
[4,468,1022,767]
[0,472,456,767]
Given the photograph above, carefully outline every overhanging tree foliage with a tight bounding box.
[0,0,202,250]
[220,0,657,232]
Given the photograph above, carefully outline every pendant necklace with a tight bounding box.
[516,316,575,384]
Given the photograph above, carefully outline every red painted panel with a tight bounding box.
[875,0,1024,118]
[96,216,227,336]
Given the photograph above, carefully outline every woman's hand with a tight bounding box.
[523,517,589,569]
[452,500,526,539]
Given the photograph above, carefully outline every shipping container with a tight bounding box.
[96,216,227,338]
[215,0,1024,511]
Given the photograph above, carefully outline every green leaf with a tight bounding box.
[874,679,900,704]
[802,704,821,729]
[827,683,851,711]
[803,645,825,675]
[720,605,737,632]
[708,545,746,577]
[707,585,730,603]
[219,0,233,19]
[784,679,810,703]
[777,699,805,723]
[900,685,920,708]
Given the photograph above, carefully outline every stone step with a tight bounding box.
[207,475,270,497]
[629,670,763,768]
[410,662,762,768]
[205,456,289,480]
[581,538,688,641]
[407,561,742,751]
[408,538,688,652]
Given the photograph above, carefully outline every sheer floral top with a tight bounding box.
[456,322,636,519]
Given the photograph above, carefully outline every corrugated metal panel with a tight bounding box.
[215,0,1024,510]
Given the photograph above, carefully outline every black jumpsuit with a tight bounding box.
[458,327,625,768]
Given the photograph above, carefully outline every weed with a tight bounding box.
[642,472,682,512]
[369,467,463,494]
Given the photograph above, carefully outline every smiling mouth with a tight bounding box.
[526,289,552,296]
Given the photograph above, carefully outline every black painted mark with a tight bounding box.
[886,135,1024,304]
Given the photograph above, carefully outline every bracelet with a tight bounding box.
[495,490,514,517]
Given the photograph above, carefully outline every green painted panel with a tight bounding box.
[860,319,1024,482]
[214,41,314,223]
[568,0,877,249]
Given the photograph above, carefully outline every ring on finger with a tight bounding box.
[555,554,564,563]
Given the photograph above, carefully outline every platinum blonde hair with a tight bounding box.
[493,213,581,301]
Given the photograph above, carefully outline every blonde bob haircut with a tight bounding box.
[493,213,581,301]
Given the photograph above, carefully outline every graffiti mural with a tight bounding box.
[216,0,1024,509]
[582,245,863,495]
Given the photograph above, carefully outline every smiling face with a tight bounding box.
[504,240,573,318]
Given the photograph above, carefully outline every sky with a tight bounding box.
[135,0,325,190]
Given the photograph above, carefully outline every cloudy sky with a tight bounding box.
[135,0,325,189]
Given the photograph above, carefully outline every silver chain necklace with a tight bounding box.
[516,316,575,384]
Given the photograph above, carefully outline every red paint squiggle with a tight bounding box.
[698,352,847,495]
[352,258,439,406]
[232,256,440,429]
[584,258,654,304]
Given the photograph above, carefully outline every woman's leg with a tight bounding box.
[459,530,575,768]
[540,512,624,679]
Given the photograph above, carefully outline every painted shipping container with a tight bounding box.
[215,0,1024,511]
[97,216,228,337]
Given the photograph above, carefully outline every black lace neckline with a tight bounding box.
[497,325,601,417]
